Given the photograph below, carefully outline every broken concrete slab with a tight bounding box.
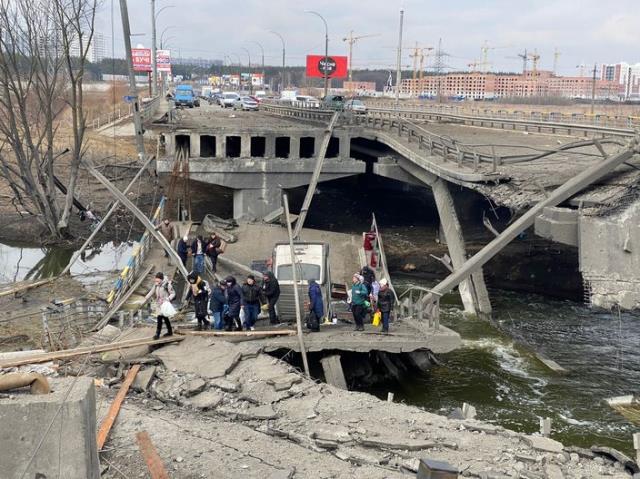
[267,373,303,392]
[0,376,99,479]
[359,436,437,451]
[185,390,223,410]
[223,404,277,421]
[591,446,640,473]
[210,377,240,393]
[102,327,157,362]
[543,463,564,479]
[564,445,595,459]
[185,378,207,397]
[132,366,156,392]
[522,435,564,453]
[152,337,242,379]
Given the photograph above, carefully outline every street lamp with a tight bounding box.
[160,36,175,50]
[240,47,252,93]
[160,26,177,49]
[305,10,329,98]
[155,4,174,19]
[269,30,286,92]
[249,41,264,89]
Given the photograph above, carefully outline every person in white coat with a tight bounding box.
[145,272,176,339]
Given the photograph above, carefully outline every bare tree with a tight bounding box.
[0,0,98,238]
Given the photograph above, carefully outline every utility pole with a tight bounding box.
[395,7,404,105]
[590,63,598,115]
[119,0,146,160]
[269,31,286,92]
[150,0,157,97]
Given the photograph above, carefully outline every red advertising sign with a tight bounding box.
[132,48,152,72]
[306,55,348,79]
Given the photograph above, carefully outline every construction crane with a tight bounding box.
[342,31,380,82]
[418,47,434,80]
[517,49,528,73]
[410,43,434,80]
[528,49,541,75]
[576,63,586,77]
[479,40,512,72]
[553,48,561,75]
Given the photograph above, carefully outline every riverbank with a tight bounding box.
[91,331,635,478]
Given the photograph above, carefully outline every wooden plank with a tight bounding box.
[0,278,55,298]
[136,431,169,479]
[176,329,297,337]
[97,364,141,450]
[94,264,154,331]
[0,336,183,369]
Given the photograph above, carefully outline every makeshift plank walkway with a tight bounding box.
[176,329,297,338]
[97,364,140,450]
[0,336,183,369]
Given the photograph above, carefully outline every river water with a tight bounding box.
[376,277,640,454]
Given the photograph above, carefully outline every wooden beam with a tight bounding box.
[0,336,183,369]
[97,364,140,450]
[94,264,154,331]
[136,431,169,479]
[177,329,296,337]
[0,278,55,298]
[82,160,189,281]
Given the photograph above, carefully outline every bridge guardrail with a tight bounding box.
[261,102,336,122]
[365,107,636,139]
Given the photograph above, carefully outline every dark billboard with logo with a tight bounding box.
[306,55,348,79]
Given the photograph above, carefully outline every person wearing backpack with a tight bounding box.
[209,280,227,330]
[185,272,210,330]
[144,272,176,339]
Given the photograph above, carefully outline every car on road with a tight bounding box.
[219,92,240,108]
[232,96,259,111]
[322,94,345,111]
[344,99,367,114]
[293,95,321,108]
[174,84,195,108]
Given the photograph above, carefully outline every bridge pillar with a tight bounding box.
[233,187,282,220]
[339,133,350,159]
[216,136,226,158]
[165,134,175,156]
[289,135,300,160]
[265,135,276,158]
[241,134,251,158]
[431,178,492,317]
[190,133,200,157]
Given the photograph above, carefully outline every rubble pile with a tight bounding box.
[95,334,637,478]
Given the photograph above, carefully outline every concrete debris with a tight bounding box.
[152,337,242,378]
[564,445,596,459]
[462,402,477,420]
[267,373,303,392]
[543,463,564,479]
[131,366,156,392]
[267,468,296,479]
[184,378,207,397]
[222,404,277,421]
[359,436,437,451]
[522,435,564,453]
[210,377,240,393]
[591,445,640,473]
[447,407,465,420]
[185,390,223,410]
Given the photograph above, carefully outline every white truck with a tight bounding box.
[272,242,331,321]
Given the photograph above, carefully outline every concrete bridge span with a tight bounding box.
[148,102,640,311]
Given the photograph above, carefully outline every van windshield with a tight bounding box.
[277,263,321,282]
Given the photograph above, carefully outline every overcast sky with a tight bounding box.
[96,0,639,75]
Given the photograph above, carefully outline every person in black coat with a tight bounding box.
[205,233,222,273]
[360,265,375,294]
[224,275,243,331]
[209,281,227,330]
[377,279,395,334]
[176,235,190,267]
[241,274,262,330]
[262,271,280,324]
[185,272,210,330]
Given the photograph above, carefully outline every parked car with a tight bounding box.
[344,99,367,114]
[174,84,195,108]
[322,94,345,111]
[219,92,240,108]
[232,96,259,111]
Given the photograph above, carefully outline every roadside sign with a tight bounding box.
[123,95,136,103]
[306,55,348,79]
[157,49,171,73]
[132,48,151,72]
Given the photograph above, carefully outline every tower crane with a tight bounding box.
[342,31,380,82]
[517,49,528,73]
[479,40,512,72]
[528,49,541,75]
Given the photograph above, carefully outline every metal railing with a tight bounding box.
[366,101,640,130]
[89,96,162,130]
[104,196,166,307]
[261,102,336,122]
[398,285,440,330]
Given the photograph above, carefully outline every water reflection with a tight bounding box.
[0,241,134,284]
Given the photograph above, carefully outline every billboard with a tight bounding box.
[306,55,348,79]
[157,49,171,73]
[132,48,151,72]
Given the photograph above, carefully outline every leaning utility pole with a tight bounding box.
[150,0,157,97]
[119,0,146,159]
[394,7,404,105]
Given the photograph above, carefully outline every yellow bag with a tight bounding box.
[372,310,382,327]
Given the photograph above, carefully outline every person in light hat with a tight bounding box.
[377,279,395,334]
[176,235,190,267]
[350,273,369,331]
